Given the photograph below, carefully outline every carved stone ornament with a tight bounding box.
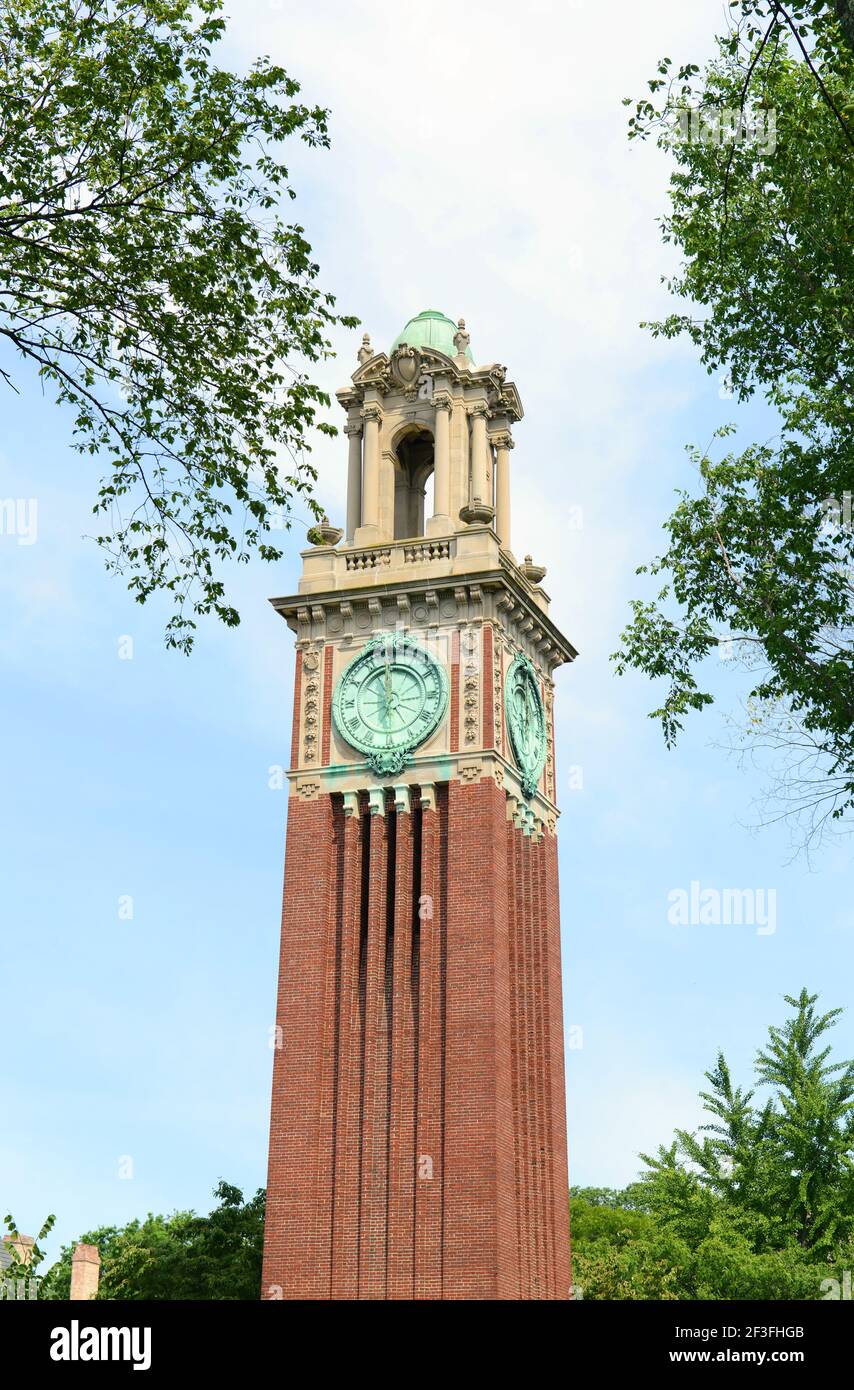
[308,517,344,547]
[390,343,422,390]
[460,497,495,526]
[520,554,547,584]
[453,318,471,357]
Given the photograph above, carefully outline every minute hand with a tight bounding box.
[384,661,393,729]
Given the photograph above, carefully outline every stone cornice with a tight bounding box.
[336,347,525,420]
[269,564,577,674]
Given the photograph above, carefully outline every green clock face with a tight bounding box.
[332,633,448,777]
[505,652,547,798]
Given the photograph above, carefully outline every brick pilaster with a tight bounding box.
[543,830,572,1297]
[359,799,391,1297]
[387,799,416,1298]
[443,777,518,1299]
[330,805,364,1298]
[414,790,445,1299]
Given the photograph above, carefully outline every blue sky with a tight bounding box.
[2,0,852,1263]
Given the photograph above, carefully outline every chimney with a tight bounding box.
[70,1243,101,1301]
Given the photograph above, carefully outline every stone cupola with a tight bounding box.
[336,310,523,552]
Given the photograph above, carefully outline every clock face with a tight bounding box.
[505,653,547,798]
[332,633,448,777]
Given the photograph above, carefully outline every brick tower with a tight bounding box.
[262,311,576,1300]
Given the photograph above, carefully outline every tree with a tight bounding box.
[571,990,854,1299]
[613,1,854,850]
[640,989,854,1251]
[40,1180,265,1299]
[755,989,854,1249]
[1,1211,56,1297]
[0,0,356,651]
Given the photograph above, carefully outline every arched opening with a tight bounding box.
[392,427,434,540]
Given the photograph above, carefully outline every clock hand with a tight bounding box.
[382,660,393,731]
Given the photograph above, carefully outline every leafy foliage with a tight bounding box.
[2,1211,56,1294]
[0,0,357,650]
[571,990,854,1299]
[613,1,854,848]
[40,1180,264,1300]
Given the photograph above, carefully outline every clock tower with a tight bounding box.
[262,311,577,1301]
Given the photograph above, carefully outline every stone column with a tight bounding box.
[460,401,495,526]
[344,420,362,544]
[469,403,489,506]
[354,403,382,545]
[427,391,452,537]
[70,1243,101,1301]
[493,431,514,548]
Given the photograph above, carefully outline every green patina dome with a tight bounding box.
[390,309,473,361]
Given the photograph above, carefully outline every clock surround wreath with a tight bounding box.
[332,631,449,778]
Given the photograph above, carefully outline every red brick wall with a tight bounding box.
[449,630,460,752]
[261,794,339,1298]
[320,645,333,766]
[387,801,416,1298]
[414,787,445,1298]
[262,780,570,1300]
[330,805,364,1298]
[543,828,572,1294]
[444,776,519,1299]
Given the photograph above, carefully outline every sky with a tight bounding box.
[2,0,852,1264]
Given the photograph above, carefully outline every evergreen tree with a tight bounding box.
[571,990,854,1299]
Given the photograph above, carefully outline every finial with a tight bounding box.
[307,515,343,547]
[356,332,372,365]
[520,555,547,584]
[459,496,495,526]
[453,317,470,358]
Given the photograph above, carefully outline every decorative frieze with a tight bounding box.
[460,626,480,746]
[493,638,504,756]
[278,574,574,675]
